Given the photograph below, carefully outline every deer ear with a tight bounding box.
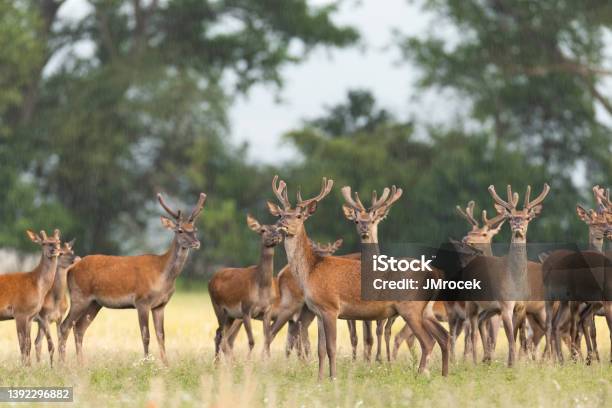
[66,238,76,249]
[305,201,318,215]
[529,204,543,217]
[246,214,262,233]
[342,204,356,221]
[160,216,177,230]
[26,229,41,243]
[576,205,591,222]
[267,201,282,217]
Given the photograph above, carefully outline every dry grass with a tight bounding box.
[0,292,610,407]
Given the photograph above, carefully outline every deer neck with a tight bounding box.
[473,242,493,257]
[33,254,59,293]
[161,238,191,281]
[256,244,275,288]
[506,236,528,296]
[283,226,317,288]
[50,266,70,301]
[361,227,380,256]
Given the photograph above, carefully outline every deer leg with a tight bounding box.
[58,299,92,363]
[477,312,491,363]
[375,320,384,362]
[152,306,168,365]
[544,301,554,360]
[487,314,501,356]
[603,301,612,363]
[400,312,435,375]
[262,310,272,358]
[38,318,54,366]
[463,319,472,360]
[317,316,327,381]
[383,317,395,362]
[73,303,101,364]
[362,320,373,362]
[469,312,479,364]
[298,308,315,359]
[391,323,414,360]
[589,314,599,362]
[136,305,151,358]
[579,305,594,365]
[286,320,299,358]
[321,312,338,379]
[423,316,450,376]
[346,320,357,360]
[569,302,580,361]
[447,314,457,363]
[241,312,255,356]
[34,319,44,363]
[15,315,32,366]
[501,306,515,367]
[552,302,569,363]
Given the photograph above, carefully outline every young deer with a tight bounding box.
[268,176,450,379]
[209,214,283,358]
[34,239,80,365]
[341,184,402,362]
[0,229,61,365]
[58,193,206,364]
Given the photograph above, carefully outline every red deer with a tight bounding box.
[268,176,449,379]
[34,239,80,365]
[58,193,206,364]
[209,214,283,358]
[0,229,61,365]
[458,184,549,367]
[341,184,402,362]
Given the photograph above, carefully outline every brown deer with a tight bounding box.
[268,176,450,379]
[34,239,80,365]
[0,229,61,365]
[547,185,612,363]
[341,184,402,362]
[219,238,344,358]
[209,214,283,358]
[460,184,550,367]
[58,193,206,364]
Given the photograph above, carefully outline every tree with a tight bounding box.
[1,0,358,257]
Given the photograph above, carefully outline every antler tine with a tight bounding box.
[40,230,48,240]
[593,185,611,213]
[157,193,180,219]
[188,193,207,222]
[482,209,505,227]
[370,187,390,212]
[456,201,478,226]
[341,186,366,212]
[524,185,531,209]
[526,183,550,209]
[488,185,513,211]
[331,238,343,252]
[272,175,291,209]
[297,177,334,207]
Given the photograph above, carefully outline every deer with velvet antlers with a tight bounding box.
[341,184,403,362]
[268,175,450,379]
[58,193,206,364]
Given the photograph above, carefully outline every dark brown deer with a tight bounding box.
[341,184,402,362]
[209,214,283,358]
[34,239,80,365]
[0,229,61,365]
[269,176,449,379]
[547,185,612,363]
[58,193,206,364]
[461,184,549,367]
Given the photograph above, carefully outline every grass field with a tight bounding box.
[0,292,610,407]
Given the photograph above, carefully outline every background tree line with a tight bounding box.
[1,0,610,280]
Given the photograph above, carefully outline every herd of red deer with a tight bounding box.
[0,176,610,380]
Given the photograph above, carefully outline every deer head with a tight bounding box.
[246,214,283,248]
[488,184,550,242]
[26,229,61,259]
[58,239,80,269]
[577,185,612,250]
[341,185,403,243]
[267,175,334,237]
[456,200,506,245]
[309,238,343,257]
[158,192,206,249]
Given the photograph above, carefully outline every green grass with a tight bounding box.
[0,293,610,407]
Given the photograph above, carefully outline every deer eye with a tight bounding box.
[297,214,302,219]
[354,220,359,224]
[177,229,183,233]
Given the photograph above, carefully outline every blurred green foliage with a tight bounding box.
[0,0,610,280]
